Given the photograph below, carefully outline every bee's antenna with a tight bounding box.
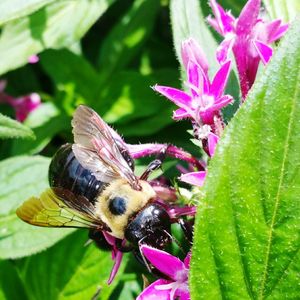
[138,237,153,274]
[163,230,185,255]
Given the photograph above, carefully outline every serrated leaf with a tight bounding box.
[0,0,114,76]
[0,156,74,259]
[263,0,300,22]
[15,230,128,300]
[0,113,35,139]
[0,0,55,26]
[170,0,218,73]
[190,17,300,299]
[97,0,160,82]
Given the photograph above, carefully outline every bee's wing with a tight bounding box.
[16,188,105,229]
[71,105,140,189]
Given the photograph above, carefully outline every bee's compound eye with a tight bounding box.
[108,197,127,215]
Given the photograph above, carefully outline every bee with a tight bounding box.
[16,105,171,251]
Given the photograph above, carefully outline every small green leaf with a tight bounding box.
[0,156,74,259]
[263,0,300,22]
[11,103,69,155]
[0,0,114,76]
[16,230,127,300]
[97,0,160,82]
[0,113,35,139]
[0,0,55,26]
[191,17,300,299]
[170,0,218,73]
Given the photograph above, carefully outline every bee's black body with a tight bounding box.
[49,143,107,205]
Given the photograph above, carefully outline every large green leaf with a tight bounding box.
[0,113,35,139]
[15,230,127,300]
[0,0,55,25]
[263,0,300,22]
[170,0,218,73]
[190,17,300,299]
[97,0,160,83]
[0,156,74,259]
[0,0,114,76]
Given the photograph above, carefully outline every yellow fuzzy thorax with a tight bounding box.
[95,179,156,239]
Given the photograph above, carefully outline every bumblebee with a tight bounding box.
[16,105,171,250]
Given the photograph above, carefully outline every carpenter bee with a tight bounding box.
[16,105,171,251]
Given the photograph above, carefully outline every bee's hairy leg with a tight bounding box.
[140,145,169,180]
[178,218,194,244]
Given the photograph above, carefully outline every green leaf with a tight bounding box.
[0,260,28,300]
[97,0,160,82]
[190,17,300,299]
[263,0,300,22]
[0,156,74,259]
[16,230,127,300]
[0,0,55,26]
[0,113,35,139]
[11,103,69,155]
[170,0,218,73]
[0,0,114,76]
[40,49,100,105]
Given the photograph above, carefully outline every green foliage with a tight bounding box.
[0,0,299,299]
[0,156,74,259]
[0,0,114,75]
[0,113,35,139]
[190,17,300,299]
[263,0,300,22]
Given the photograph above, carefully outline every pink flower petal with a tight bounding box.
[137,279,171,300]
[269,22,289,43]
[204,94,233,114]
[173,108,191,120]
[187,60,202,97]
[140,245,185,281]
[181,38,209,74]
[208,132,219,157]
[253,40,273,64]
[107,249,123,284]
[153,85,192,109]
[210,60,231,98]
[236,0,261,36]
[28,54,39,64]
[184,252,191,269]
[216,37,234,64]
[175,287,190,300]
[167,206,197,219]
[179,171,206,187]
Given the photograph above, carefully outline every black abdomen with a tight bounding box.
[49,143,106,204]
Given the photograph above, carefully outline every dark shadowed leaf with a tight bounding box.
[97,0,160,83]
[0,156,74,259]
[190,18,300,299]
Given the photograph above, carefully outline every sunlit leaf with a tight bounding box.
[0,0,114,75]
[0,113,35,140]
[191,17,300,299]
[263,0,300,22]
[0,0,55,25]
[0,156,74,259]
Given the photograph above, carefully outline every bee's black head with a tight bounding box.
[124,203,171,249]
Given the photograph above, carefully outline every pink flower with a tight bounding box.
[0,80,41,122]
[137,245,190,300]
[102,231,124,284]
[179,132,219,186]
[207,0,289,98]
[28,54,39,64]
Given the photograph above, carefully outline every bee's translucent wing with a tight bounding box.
[16,188,105,229]
[71,105,140,189]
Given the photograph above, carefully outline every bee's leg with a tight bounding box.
[178,218,194,244]
[140,145,169,180]
[115,239,133,253]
